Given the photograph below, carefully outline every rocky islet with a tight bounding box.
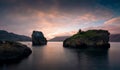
[63,29,110,49]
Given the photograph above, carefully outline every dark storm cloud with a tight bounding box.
[0,0,120,15]
[0,0,54,14]
[57,0,97,13]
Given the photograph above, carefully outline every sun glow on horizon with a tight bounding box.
[0,0,120,39]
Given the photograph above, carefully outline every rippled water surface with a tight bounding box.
[0,42,120,70]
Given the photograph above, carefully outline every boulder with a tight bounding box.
[32,31,47,46]
[63,29,110,49]
[0,41,32,62]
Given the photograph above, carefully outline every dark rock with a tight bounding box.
[0,41,32,63]
[63,29,110,49]
[32,31,47,46]
[0,41,3,44]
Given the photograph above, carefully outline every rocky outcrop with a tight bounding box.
[63,29,110,49]
[32,31,47,46]
[0,41,32,62]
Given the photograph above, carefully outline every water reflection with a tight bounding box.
[63,48,110,70]
[78,50,109,70]
[0,42,118,70]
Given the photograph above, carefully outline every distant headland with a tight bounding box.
[0,30,31,41]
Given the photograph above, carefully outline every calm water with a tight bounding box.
[0,42,120,70]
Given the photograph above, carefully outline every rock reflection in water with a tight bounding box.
[75,49,109,70]
[0,42,111,70]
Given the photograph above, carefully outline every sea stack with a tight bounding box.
[32,31,47,46]
[63,29,110,49]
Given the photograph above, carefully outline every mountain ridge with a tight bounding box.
[0,30,31,41]
[49,34,120,42]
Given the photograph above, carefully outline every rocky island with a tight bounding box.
[32,31,47,46]
[0,41,32,63]
[63,29,110,49]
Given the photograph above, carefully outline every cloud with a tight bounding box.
[0,0,119,39]
[83,17,120,34]
[0,9,113,39]
[73,13,107,24]
[54,30,77,36]
[104,17,120,25]
[103,17,120,34]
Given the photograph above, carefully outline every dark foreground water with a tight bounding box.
[0,42,120,70]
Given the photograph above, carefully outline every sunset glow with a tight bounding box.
[0,0,120,39]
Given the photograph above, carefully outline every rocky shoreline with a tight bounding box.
[0,41,32,63]
[32,31,47,46]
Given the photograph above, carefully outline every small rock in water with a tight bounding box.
[32,31,47,46]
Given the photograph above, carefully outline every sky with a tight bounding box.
[0,0,120,39]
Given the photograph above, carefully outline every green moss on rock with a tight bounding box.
[63,29,110,49]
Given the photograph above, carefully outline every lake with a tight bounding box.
[0,42,120,70]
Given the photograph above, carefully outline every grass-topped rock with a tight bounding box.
[63,29,110,49]
[0,41,32,62]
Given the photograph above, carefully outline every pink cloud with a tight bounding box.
[74,13,99,24]
[83,17,120,34]
[54,30,77,36]
[102,17,120,34]
[0,7,114,39]
[104,17,120,25]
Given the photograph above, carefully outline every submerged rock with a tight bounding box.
[63,29,110,49]
[32,31,47,46]
[0,41,32,62]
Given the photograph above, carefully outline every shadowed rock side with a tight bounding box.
[0,41,32,63]
[32,31,47,46]
[63,29,110,49]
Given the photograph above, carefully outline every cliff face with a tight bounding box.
[63,30,110,49]
[32,31,47,46]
